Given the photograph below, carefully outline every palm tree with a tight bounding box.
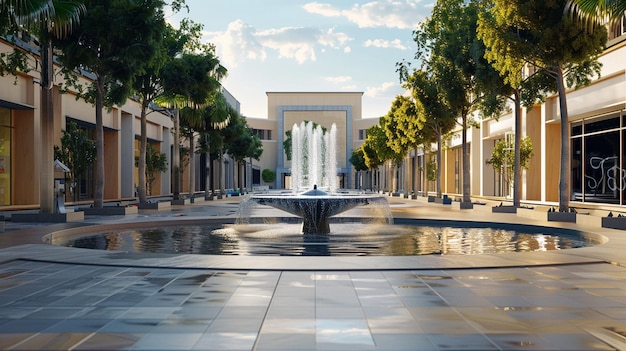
[567,0,626,26]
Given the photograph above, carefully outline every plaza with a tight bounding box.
[1,197,626,350]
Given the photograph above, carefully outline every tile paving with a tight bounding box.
[0,197,625,350]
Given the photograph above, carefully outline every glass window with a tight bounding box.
[584,131,620,204]
[571,121,582,136]
[571,138,583,202]
[585,114,620,134]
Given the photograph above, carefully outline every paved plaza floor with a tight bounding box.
[1,197,626,350]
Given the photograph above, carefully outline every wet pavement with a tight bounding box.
[0,197,626,350]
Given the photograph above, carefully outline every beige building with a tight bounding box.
[0,38,174,209]
[4,21,626,212]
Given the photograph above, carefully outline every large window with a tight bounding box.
[571,112,624,204]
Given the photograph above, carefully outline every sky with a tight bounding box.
[166,0,434,119]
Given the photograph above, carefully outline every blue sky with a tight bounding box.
[167,0,433,119]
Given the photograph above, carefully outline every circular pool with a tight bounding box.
[55,219,594,257]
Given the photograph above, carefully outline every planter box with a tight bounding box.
[602,217,626,230]
[171,198,190,206]
[492,205,517,213]
[434,197,452,205]
[12,211,84,223]
[138,201,171,210]
[83,207,138,216]
[547,211,576,223]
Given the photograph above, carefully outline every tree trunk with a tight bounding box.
[513,89,522,207]
[172,109,180,200]
[188,134,195,201]
[218,150,224,197]
[556,64,570,212]
[40,40,55,213]
[138,99,149,203]
[413,147,419,197]
[436,129,442,198]
[462,114,470,203]
[94,77,105,208]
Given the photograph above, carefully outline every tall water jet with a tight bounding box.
[240,121,391,234]
[290,122,337,192]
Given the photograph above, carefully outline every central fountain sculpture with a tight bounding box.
[245,121,390,234]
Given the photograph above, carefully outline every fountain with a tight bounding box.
[242,121,390,234]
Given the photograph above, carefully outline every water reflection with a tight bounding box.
[58,223,590,257]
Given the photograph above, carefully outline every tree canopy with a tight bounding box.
[480,0,607,211]
[54,0,167,208]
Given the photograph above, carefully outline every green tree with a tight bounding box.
[262,169,276,185]
[350,147,367,189]
[482,0,607,212]
[222,110,263,191]
[54,121,96,202]
[478,4,556,208]
[407,0,512,205]
[403,69,456,198]
[135,144,168,196]
[159,42,228,199]
[54,0,166,208]
[363,121,404,192]
[383,95,426,195]
[486,136,534,197]
[133,18,194,204]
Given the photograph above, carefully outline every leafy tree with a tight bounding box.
[477,4,556,208]
[481,0,607,212]
[262,169,276,185]
[133,18,195,204]
[159,42,228,199]
[54,0,166,208]
[135,144,168,196]
[222,111,263,190]
[403,69,456,198]
[406,0,512,204]
[363,121,404,192]
[54,121,96,202]
[350,147,368,189]
[382,95,428,196]
[350,148,367,172]
[486,136,534,197]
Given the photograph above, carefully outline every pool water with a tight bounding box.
[58,222,592,256]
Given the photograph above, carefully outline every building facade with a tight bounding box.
[4,23,626,212]
[0,38,174,208]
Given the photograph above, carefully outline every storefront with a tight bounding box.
[571,111,626,205]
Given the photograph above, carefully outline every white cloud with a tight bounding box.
[364,38,407,50]
[304,0,428,29]
[324,76,352,84]
[208,20,353,66]
[208,20,266,68]
[365,82,396,97]
[303,2,341,17]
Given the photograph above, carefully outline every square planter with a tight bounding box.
[492,205,517,213]
[602,217,626,230]
[547,211,576,223]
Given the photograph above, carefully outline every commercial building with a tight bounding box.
[3,20,626,213]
